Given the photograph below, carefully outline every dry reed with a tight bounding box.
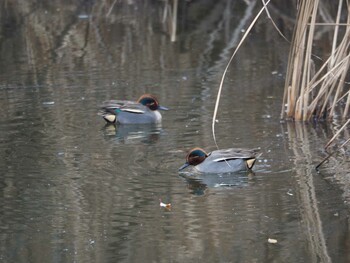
[281,0,350,121]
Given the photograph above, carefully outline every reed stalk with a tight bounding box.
[212,0,270,148]
[281,0,350,121]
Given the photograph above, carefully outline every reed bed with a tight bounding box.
[281,0,350,122]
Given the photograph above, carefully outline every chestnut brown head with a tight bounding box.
[179,147,208,171]
[137,94,168,111]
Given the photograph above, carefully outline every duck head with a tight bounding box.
[179,147,208,171]
[137,94,168,111]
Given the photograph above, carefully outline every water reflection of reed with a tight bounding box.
[285,122,331,262]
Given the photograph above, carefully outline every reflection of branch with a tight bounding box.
[106,0,118,17]
[208,1,257,72]
[162,0,178,41]
[171,0,178,42]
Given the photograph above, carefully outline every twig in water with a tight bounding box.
[324,118,350,150]
[316,137,350,171]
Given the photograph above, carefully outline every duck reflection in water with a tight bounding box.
[180,171,256,196]
[102,123,163,144]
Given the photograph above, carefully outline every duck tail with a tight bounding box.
[99,107,117,123]
[102,113,117,123]
[246,158,256,169]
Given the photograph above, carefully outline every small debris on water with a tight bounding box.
[268,238,278,244]
[334,212,339,217]
[159,199,171,210]
[287,189,293,196]
[78,14,89,19]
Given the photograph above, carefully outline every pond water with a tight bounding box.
[1,1,349,262]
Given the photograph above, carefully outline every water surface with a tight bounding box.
[0,1,349,262]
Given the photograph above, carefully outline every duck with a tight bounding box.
[100,94,168,124]
[179,147,260,173]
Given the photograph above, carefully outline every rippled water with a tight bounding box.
[0,1,349,262]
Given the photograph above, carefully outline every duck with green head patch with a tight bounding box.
[179,147,260,173]
[100,94,168,124]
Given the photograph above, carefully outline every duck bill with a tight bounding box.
[158,105,169,111]
[179,162,190,171]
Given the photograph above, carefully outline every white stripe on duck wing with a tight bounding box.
[118,103,147,114]
[101,100,139,111]
[208,148,260,160]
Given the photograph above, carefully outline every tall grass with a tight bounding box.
[281,0,350,121]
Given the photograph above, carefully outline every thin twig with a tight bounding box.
[212,0,270,148]
[331,0,343,67]
[324,118,350,150]
[309,22,350,26]
[316,137,350,171]
[262,0,290,42]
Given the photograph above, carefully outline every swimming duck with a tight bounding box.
[100,94,168,124]
[179,147,260,173]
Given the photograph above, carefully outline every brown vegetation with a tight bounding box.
[281,0,350,122]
